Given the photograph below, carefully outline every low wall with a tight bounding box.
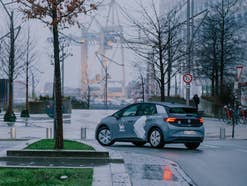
[29,101,46,114]
[29,99,72,114]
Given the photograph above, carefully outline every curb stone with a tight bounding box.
[82,140,132,186]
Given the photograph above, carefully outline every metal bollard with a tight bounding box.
[46,128,52,139]
[10,128,16,139]
[220,127,226,139]
[81,128,87,140]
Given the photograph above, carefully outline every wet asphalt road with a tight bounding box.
[1,110,247,186]
[105,140,247,186]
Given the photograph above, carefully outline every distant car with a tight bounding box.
[95,102,204,149]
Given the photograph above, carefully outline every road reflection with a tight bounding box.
[163,165,173,181]
[126,163,178,182]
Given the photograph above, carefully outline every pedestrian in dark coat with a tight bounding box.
[193,94,200,111]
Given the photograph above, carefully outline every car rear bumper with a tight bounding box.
[163,125,205,143]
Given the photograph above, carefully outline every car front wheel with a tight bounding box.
[149,128,164,148]
[96,126,114,146]
[184,142,200,150]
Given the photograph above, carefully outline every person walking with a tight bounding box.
[193,94,200,111]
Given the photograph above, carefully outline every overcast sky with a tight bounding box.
[0,0,162,93]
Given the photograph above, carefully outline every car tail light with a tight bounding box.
[164,117,177,123]
[199,117,204,124]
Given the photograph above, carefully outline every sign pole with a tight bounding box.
[186,83,190,105]
[183,73,193,105]
[232,65,243,138]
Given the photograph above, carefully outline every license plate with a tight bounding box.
[184,131,196,135]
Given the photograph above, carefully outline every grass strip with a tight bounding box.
[25,139,95,150]
[0,167,93,186]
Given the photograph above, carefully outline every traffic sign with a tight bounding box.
[183,73,192,83]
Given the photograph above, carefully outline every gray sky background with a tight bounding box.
[0,0,162,93]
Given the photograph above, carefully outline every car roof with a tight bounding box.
[135,101,194,108]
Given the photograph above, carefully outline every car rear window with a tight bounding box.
[168,107,197,114]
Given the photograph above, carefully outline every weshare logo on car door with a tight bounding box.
[133,116,146,139]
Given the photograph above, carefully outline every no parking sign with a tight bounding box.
[183,73,192,83]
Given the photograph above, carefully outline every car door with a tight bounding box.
[118,104,140,138]
[132,103,157,139]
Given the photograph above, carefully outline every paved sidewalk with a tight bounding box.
[0,139,132,186]
[204,117,247,140]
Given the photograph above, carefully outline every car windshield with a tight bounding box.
[168,107,197,114]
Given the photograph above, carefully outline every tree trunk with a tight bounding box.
[7,12,14,115]
[211,73,215,96]
[52,4,64,149]
[159,45,165,102]
[215,65,219,96]
[141,75,145,102]
[220,0,225,96]
[25,28,30,113]
[167,26,172,97]
[212,39,217,96]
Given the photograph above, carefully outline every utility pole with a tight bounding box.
[95,52,123,109]
[31,72,35,99]
[61,46,65,97]
[105,67,108,108]
[186,0,194,105]
[21,25,30,117]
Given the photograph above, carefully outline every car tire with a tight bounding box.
[132,141,146,147]
[149,128,164,148]
[96,126,114,146]
[184,142,200,150]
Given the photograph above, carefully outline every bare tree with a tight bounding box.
[17,0,100,149]
[0,19,24,122]
[0,1,23,122]
[124,1,185,101]
[20,25,37,118]
[134,62,146,102]
[194,0,245,103]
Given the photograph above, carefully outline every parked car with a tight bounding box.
[95,102,204,149]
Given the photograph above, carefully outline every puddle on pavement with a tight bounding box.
[126,164,178,181]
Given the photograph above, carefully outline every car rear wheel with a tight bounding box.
[149,128,164,148]
[96,126,114,146]
[184,142,200,150]
[132,141,146,147]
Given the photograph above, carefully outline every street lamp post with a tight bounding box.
[95,51,124,109]
[232,65,244,138]
[186,0,194,105]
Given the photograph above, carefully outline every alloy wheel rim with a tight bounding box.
[150,130,161,146]
[98,129,112,145]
